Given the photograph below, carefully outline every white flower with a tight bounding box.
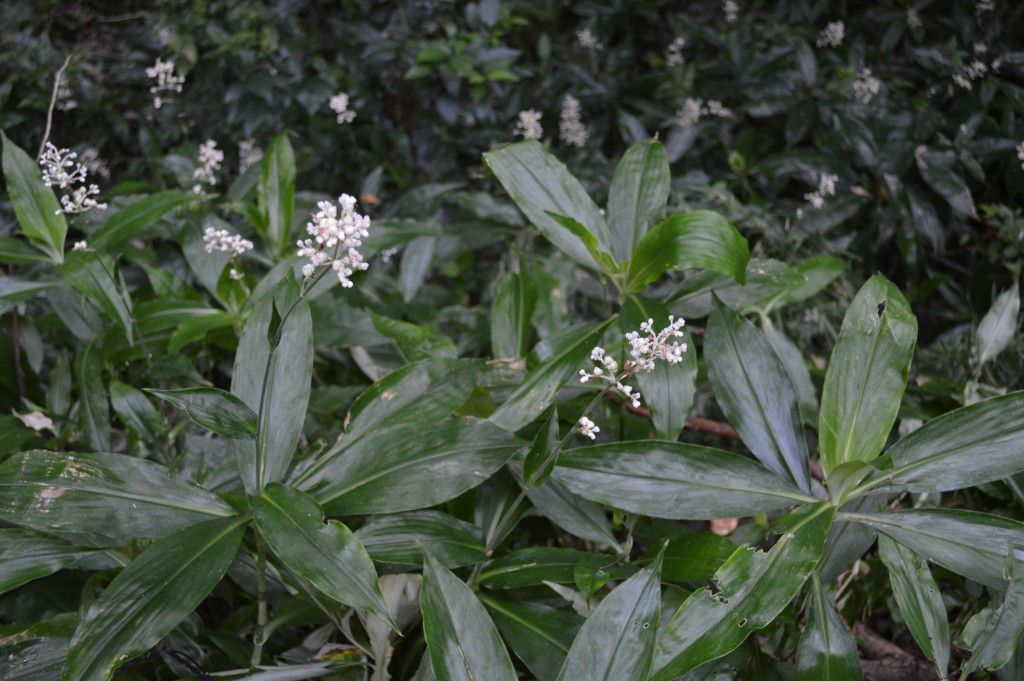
[1016,141,1024,169]
[238,138,263,173]
[515,109,543,140]
[705,100,734,118]
[559,95,588,147]
[676,97,704,127]
[953,73,972,90]
[78,148,110,179]
[297,193,372,287]
[666,36,686,66]
[229,268,244,280]
[723,0,739,24]
[203,226,254,258]
[56,75,77,111]
[965,60,988,80]
[72,240,88,251]
[329,92,357,124]
[816,21,845,48]
[906,8,922,29]
[192,139,223,193]
[804,173,839,209]
[976,0,995,15]
[576,28,603,50]
[38,142,107,214]
[578,416,600,439]
[145,57,184,109]
[853,68,881,104]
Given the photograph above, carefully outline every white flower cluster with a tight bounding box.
[578,416,600,440]
[515,109,543,140]
[38,142,107,215]
[906,8,922,29]
[579,346,643,409]
[976,0,995,15]
[804,173,838,209]
[56,75,77,111]
[853,68,881,104]
[816,21,845,48]
[666,37,686,66]
[953,58,989,91]
[723,0,739,24]
[297,194,371,287]
[238,138,263,173]
[72,240,88,251]
[1016,141,1024,170]
[145,58,184,109]
[329,92,356,124]
[192,139,223,194]
[576,28,603,50]
[676,97,733,127]
[78,148,109,178]
[203,226,253,257]
[559,95,588,147]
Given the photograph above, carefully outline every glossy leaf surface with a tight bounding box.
[608,139,670,259]
[0,529,99,594]
[479,547,596,589]
[794,577,863,681]
[258,132,296,257]
[976,285,1020,366]
[960,553,1024,676]
[356,511,485,567]
[58,251,133,343]
[483,596,582,681]
[90,190,195,252]
[1,130,66,263]
[147,386,258,440]
[491,270,536,359]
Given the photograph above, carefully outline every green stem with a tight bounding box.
[250,529,269,669]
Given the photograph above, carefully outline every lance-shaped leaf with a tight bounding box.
[147,387,257,440]
[483,596,582,681]
[251,483,393,627]
[552,441,817,521]
[76,341,110,452]
[845,509,1024,589]
[622,296,697,442]
[764,323,819,426]
[0,235,51,264]
[960,552,1024,676]
[2,130,67,263]
[257,132,296,257]
[421,550,518,681]
[626,210,750,292]
[480,547,597,589]
[59,251,134,343]
[650,503,834,681]
[0,529,101,594]
[523,405,560,487]
[861,392,1024,494]
[706,299,810,492]
[608,139,670,260]
[976,285,1020,366]
[62,515,246,681]
[356,511,485,567]
[819,275,917,476]
[483,140,611,271]
[301,417,521,515]
[794,576,863,681]
[91,190,196,253]
[109,380,163,444]
[547,212,622,277]
[491,269,537,359]
[556,546,664,681]
[489,319,613,432]
[878,534,949,678]
[0,450,235,541]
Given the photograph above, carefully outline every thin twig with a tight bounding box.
[39,53,74,158]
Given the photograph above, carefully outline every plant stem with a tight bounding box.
[250,530,269,668]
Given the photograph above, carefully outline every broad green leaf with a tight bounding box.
[147,387,258,440]
[546,212,622,276]
[846,509,1024,589]
[356,511,485,567]
[76,341,110,451]
[0,529,100,594]
[0,235,51,264]
[250,483,393,627]
[960,552,1024,676]
[258,132,296,257]
[650,504,834,680]
[59,251,133,344]
[90,190,196,252]
[667,258,803,319]
[421,551,518,681]
[622,296,697,442]
[819,275,917,476]
[491,269,537,358]
[976,285,1020,366]
[767,254,847,311]
[0,616,73,681]
[399,235,437,303]
[230,288,312,492]
[108,380,163,444]
[1,130,67,263]
[0,277,60,308]
[135,300,224,336]
[523,405,559,487]
[301,417,521,515]
[660,533,737,584]
[0,450,235,541]
[483,596,582,681]
[794,576,863,681]
[763,323,819,426]
[553,441,817,520]
[62,515,246,681]
[608,139,670,260]
[167,310,238,353]
[489,318,613,432]
[626,210,750,292]
[555,546,664,681]
[862,392,1024,494]
[916,149,976,219]
[878,535,949,678]
[483,141,611,270]
[479,547,596,589]
[706,299,810,491]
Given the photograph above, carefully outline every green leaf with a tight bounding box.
[666,258,803,319]
[546,212,622,277]
[0,529,100,594]
[626,210,750,292]
[846,509,1024,589]
[76,341,110,451]
[356,511,485,567]
[607,139,670,260]
[0,235,51,264]
[706,299,810,491]
[0,450,235,541]
[300,417,521,515]
[976,285,1020,366]
[421,551,518,681]
[794,576,864,681]
[62,515,246,681]
[108,380,163,444]
[553,441,817,520]
[489,319,613,432]
[522,476,622,550]
[523,406,559,487]
[555,545,664,681]
[650,504,834,680]
[58,251,133,344]
[491,269,537,358]
[399,235,437,303]
[483,596,582,681]
[763,324,819,427]
[960,552,1024,676]
[818,275,917,477]
[258,132,296,257]
[1,130,67,263]
[147,387,258,440]
[863,392,1024,494]
[767,254,847,311]
[90,190,196,253]
[483,141,611,270]
[916,149,976,219]
[167,310,238,353]
[621,296,697,442]
[479,547,597,589]
[250,483,394,628]
[660,533,737,583]
[878,535,949,678]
